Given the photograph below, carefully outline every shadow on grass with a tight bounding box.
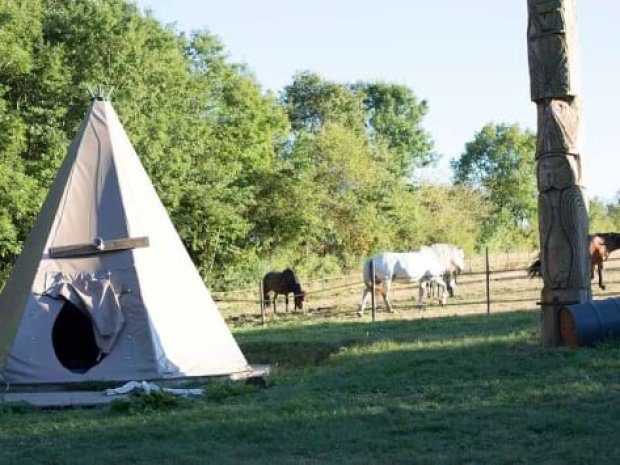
[236,309,540,368]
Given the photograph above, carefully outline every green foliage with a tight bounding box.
[452,123,538,251]
[282,72,435,178]
[0,401,36,415]
[204,381,258,402]
[360,81,436,176]
[0,0,532,292]
[110,390,180,414]
[0,0,288,289]
[0,0,43,79]
[414,183,489,254]
[282,71,366,134]
[608,209,620,231]
[271,73,438,273]
[254,120,439,273]
[589,197,619,233]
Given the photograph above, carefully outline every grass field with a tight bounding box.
[2,308,620,465]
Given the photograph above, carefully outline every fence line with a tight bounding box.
[214,251,620,323]
[212,252,525,296]
[215,267,620,302]
[213,253,620,299]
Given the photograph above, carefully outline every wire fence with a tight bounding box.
[213,251,620,325]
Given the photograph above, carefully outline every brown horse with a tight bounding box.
[262,269,305,313]
[589,233,620,290]
[527,232,620,290]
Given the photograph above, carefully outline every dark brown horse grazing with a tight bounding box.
[262,269,305,313]
[527,232,620,290]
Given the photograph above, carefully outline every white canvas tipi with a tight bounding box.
[0,97,250,384]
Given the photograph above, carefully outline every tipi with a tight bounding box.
[0,96,250,384]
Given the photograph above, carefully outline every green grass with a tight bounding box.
[2,309,620,464]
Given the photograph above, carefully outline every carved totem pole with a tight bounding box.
[527,0,591,345]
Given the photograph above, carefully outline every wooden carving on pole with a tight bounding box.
[527,0,591,345]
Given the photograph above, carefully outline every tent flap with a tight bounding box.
[44,272,125,354]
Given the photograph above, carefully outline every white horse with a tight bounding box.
[357,245,465,316]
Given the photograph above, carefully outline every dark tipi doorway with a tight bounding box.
[52,301,105,374]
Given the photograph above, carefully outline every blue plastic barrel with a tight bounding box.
[560,298,620,347]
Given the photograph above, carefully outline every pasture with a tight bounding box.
[2,305,620,464]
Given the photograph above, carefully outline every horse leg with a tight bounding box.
[417,281,426,310]
[357,288,370,316]
[428,280,436,298]
[433,277,448,306]
[599,263,606,290]
[272,293,278,314]
[382,281,394,313]
[285,294,289,313]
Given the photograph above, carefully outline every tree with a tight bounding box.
[254,122,396,270]
[274,72,438,272]
[282,71,366,134]
[414,183,489,254]
[0,0,289,289]
[359,82,435,177]
[0,0,47,282]
[607,194,620,231]
[282,73,435,178]
[451,123,537,250]
[589,198,617,233]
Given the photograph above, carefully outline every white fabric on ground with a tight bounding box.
[104,380,204,397]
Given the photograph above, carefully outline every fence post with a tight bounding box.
[371,259,376,323]
[485,247,491,315]
[259,281,266,326]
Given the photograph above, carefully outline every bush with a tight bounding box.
[110,390,180,414]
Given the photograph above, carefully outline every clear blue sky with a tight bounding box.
[135,0,620,201]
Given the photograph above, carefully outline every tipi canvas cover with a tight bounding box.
[0,98,250,384]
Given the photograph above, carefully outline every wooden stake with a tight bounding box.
[259,281,266,326]
[485,247,491,315]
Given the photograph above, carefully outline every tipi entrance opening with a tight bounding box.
[52,300,105,373]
